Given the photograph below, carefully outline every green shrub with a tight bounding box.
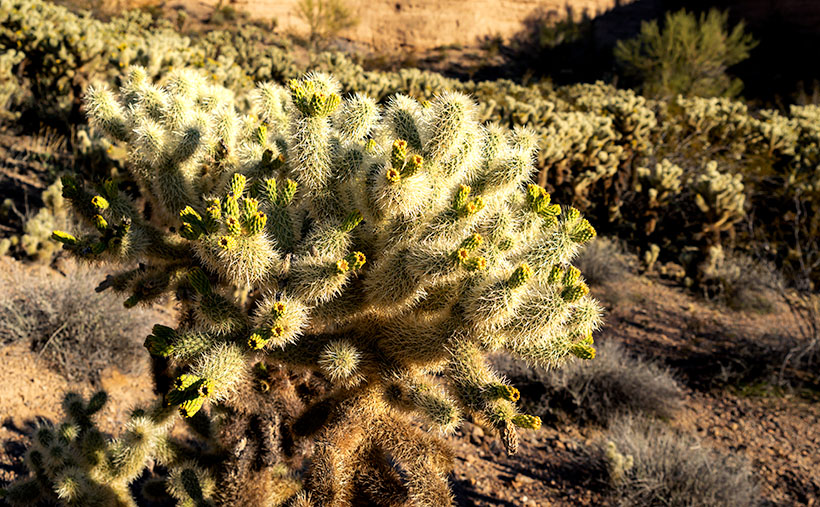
[296,0,358,48]
[614,8,757,98]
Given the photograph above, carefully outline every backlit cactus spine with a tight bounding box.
[47,69,602,505]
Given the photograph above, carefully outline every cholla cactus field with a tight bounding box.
[2,68,602,505]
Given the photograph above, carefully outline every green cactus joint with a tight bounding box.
[51,230,77,245]
[461,197,485,218]
[511,414,542,430]
[225,217,241,236]
[187,268,212,295]
[103,178,118,198]
[564,207,581,223]
[341,210,364,233]
[91,195,109,211]
[570,342,597,360]
[508,263,533,289]
[255,124,267,146]
[92,214,108,231]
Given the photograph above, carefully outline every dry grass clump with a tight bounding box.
[573,236,635,286]
[0,259,159,382]
[581,415,760,507]
[494,340,681,425]
[704,251,782,313]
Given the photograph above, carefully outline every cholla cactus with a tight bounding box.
[1,392,180,507]
[632,159,683,235]
[43,69,603,505]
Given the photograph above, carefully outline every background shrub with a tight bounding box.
[614,8,757,98]
[493,340,682,425]
[0,259,160,382]
[581,415,760,507]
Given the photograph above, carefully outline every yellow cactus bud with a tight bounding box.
[91,195,109,211]
[386,167,401,183]
[230,174,247,197]
[465,256,487,272]
[225,217,241,236]
[548,265,565,284]
[461,233,483,252]
[248,330,271,349]
[345,251,367,270]
[570,342,596,360]
[51,230,77,245]
[336,258,350,274]
[561,282,589,302]
[218,236,236,251]
[508,263,533,289]
[403,154,424,178]
[92,215,108,231]
[563,266,581,286]
[488,383,520,402]
[512,414,542,430]
[178,397,204,418]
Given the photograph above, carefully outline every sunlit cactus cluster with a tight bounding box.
[33,68,603,505]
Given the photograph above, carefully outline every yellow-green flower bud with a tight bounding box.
[564,207,580,223]
[461,233,483,252]
[561,282,589,302]
[223,194,240,218]
[462,197,485,217]
[386,167,401,183]
[198,379,215,398]
[263,178,277,203]
[511,414,542,430]
[453,184,471,210]
[225,216,241,236]
[508,263,533,289]
[391,139,407,170]
[570,342,596,360]
[242,198,259,218]
[402,154,424,178]
[571,218,596,243]
[218,236,236,250]
[563,266,581,286]
[248,329,270,349]
[548,265,565,284]
[103,178,118,198]
[91,195,109,211]
[281,179,298,205]
[255,124,267,146]
[345,251,366,270]
[52,230,77,245]
[465,256,487,271]
[180,223,202,241]
[336,258,350,274]
[248,211,267,235]
[487,383,520,402]
[230,173,247,197]
[179,397,204,418]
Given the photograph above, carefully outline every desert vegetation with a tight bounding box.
[0,0,818,505]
